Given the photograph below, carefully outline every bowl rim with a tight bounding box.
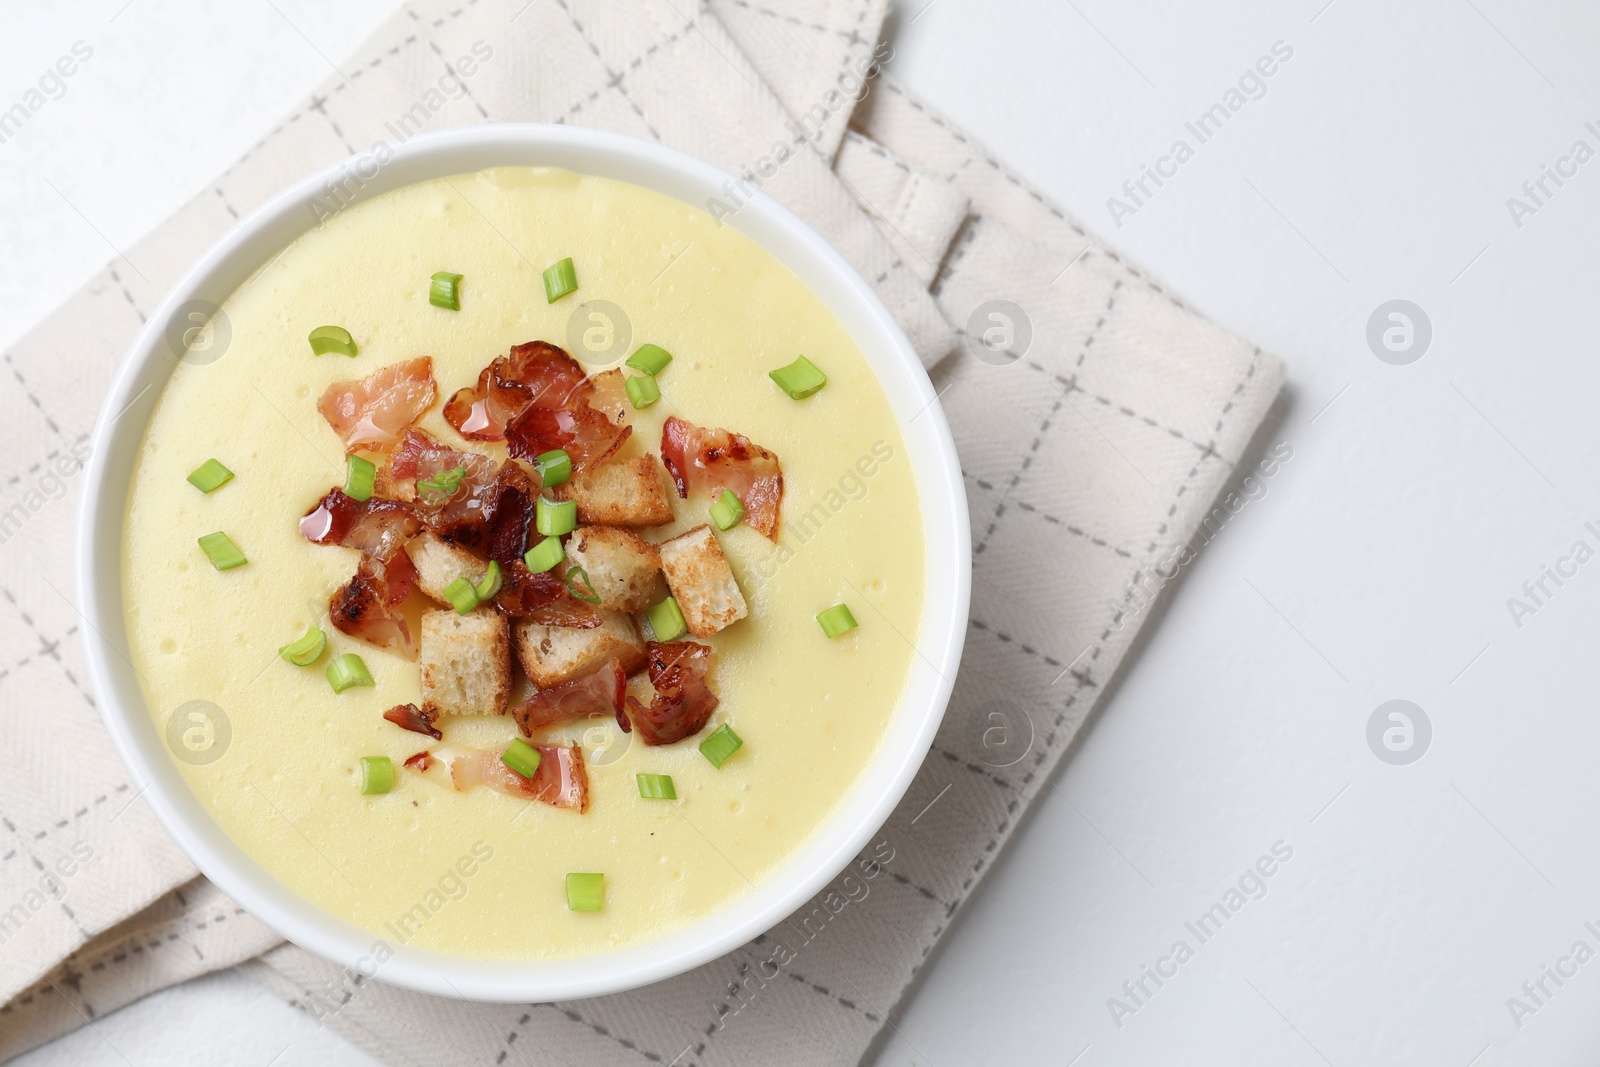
[75,123,970,1002]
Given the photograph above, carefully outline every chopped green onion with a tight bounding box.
[523,535,565,574]
[709,489,745,532]
[198,531,247,571]
[817,603,858,638]
[443,576,479,615]
[565,566,600,604]
[326,653,374,693]
[343,454,377,502]
[565,872,605,911]
[636,773,676,800]
[537,496,577,536]
[501,738,543,779]
[769,355,827,399]
[626,344,673,375]
[542,257,578,302]
[430,272,463,310]
[417,465,465,504]
[625,374,661,409]
[533,449,572,487]
[278,627,327,666]
[474,560,503,601]
[187,459,234,494]
[645,597,687,642]
[308,325,358,357]
[699,724,744,768]
[360,756,394,795]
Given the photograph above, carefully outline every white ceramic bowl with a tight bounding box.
[75,125,969,1002]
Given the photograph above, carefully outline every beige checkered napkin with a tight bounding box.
[0,0,1283,1062]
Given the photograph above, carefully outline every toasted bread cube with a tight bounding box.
[657,524,747,636]
[420,608,511,716]
[564,526,662,613]
[550,455,674,526]
[406,532,489,606]
[513,611,648,688]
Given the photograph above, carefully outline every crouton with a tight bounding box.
[550,455,674,526]
[656,524,747,636]
[405,532,490,606]
[563,526,662,613]
[513,611,647,687]
[420,608,512,716]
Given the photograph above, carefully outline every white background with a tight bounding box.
[7,0,1600,1064]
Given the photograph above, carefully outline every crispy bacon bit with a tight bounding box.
[493,560,603,628]
[510,659,624,736]
[588,369,631,426]
[660,416,784,538]
[300,489,421,562]
[380,429,497,504]
[383,702,441,740]
[404,742,589,812]
[423,461,537,562]
[505,402,631,473]
[330,552,418,658]
[443,341,594,441]
[624,640,718,745]
[318,357,438,453]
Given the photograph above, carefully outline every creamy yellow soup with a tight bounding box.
[122,168,924,959]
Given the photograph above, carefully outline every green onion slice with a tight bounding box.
[308,325,358,357]
[187,459,234,494]
[326,653,374,693]
[565,566,600,604]
[699,724,744,768]
[542,257,578,303]
[443,576,479,615]
[198,531,247,571]
[533,449,572,487]
[645,597,687,642]
[626,343,672,375]
[474,560,503,601]
[417,465,465,504]
[430,271,463,311]
[769,355,827,399]
[625,374,660,410]
[501,738,543,779]
[565,872,605,911]
[636,773,676,800]
[709,489,745,532]
[537,496,577,537]
[523,535,565,574]
[360,756,394,795]
[343,454,377,502]
[817,603,858,638]
[278,627,327,666]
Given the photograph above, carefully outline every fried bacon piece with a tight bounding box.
[317,356,437,453]
[505,402,631,473]
[660,416,783,538]
[380,428,497,505]
[426,461,538,563]
[300,489,421,562]
[493,560,603,628]
[443,341,593,441]
[623,640,718,745]
[383,702,441,740]
[403,742,589,812]
[329,552,419,659]
[510,659,625,736]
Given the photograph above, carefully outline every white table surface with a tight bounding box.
[7,1,1598,1064]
